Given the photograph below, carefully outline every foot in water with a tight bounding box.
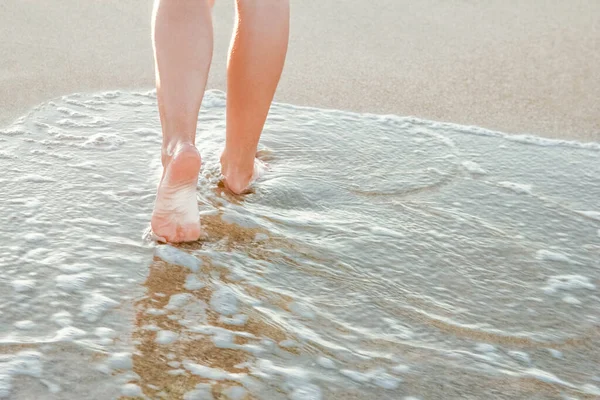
[220,151,266,195]
[151,142,203,243]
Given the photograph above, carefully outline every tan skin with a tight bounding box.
[150,0,289,243]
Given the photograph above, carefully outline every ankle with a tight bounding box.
[162,139,196,167]
[221,147,255,170]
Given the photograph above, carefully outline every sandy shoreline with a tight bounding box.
[1,0,599,141]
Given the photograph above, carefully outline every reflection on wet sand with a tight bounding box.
[126,215,290,399]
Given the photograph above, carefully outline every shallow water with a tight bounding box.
[1,90,599,400]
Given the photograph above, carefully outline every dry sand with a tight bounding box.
[1,0,599,141]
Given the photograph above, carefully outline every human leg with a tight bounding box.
[150,0,213,242]
[221,0,290,194]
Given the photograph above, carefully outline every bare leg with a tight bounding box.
[221,0,290,194]
[150,0,213,243]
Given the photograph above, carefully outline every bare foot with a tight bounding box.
[220,151,266,195]
[151,143,202,242]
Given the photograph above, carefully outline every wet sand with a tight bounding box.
[1,0,599,141]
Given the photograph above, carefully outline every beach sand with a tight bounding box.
[1,0,599,141]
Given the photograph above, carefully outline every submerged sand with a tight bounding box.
[1,0,599,141]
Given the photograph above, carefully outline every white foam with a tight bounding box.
[53,326,86,341]
[279,340,300,349]
[0,351,43,399]
[582,384,600,395]
[536,250,572,263]
[523,369,571,388]
[254,232,269,242]
[23,233,46,242]
[120,383,143,397]
[14,174,56,183]
[577,211,600,221]
[371,371,401,390]
[543,275,596,294]
[14,320,36,330]
[218,314,248,326]
[562,295,581,305]
[107,353,133,370]
[548,349,563,359]
[165,293,194,310]
[94,327,117,339]
[183,274,206,291]
[339,369,370,383]
[390,364,411,374]
[290,384,323,400]
[508,351,531,365]
[81,293,119,322]
[370,226,405,239]
[51,311,73,327]
[154,245,202,272]
[462,160,487,175]
[133,128,160,137]
[474,343,496,353]
[316,357,336,370]
[209,286,239,316]
[11,279,36,293]
[222,386,248,400]
[55,272,92,292]
[498,181,532,194]
[156,330,178,345]
[183,384,214,400]
[183,361,244,381]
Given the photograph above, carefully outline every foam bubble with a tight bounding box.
[370,226,406,239]
[183,384,214,400]
[165,293,194,310]
[209,286,239,316]
[94,327,117,339]
[508,351,531,365]
[51,311,73,327]
[340,369,370,383]
[183,361,243,381]
[290,384,323,400]
[316,357,336,370]
[371,372,401,390]
[14,320,37,330]
[120,383,143,397]
[562,295,581,305]
[154,245,202,272]
[498,181,532,194]
[14,174,56,183]
[222,386,248,400]
[0,351,43,398]
[577,211,600,221]
[462,160,487,175]
[81,293,119,322]
[55,272,92,292]
[543,275,595,294]
[107,353,133,370]
[156,330,178,345]
[218,314,248,326]
[11,279,36,293]
[536,250,572,263]
[53,326,86,341]
[23,233,46,242]
[475,343,496,353]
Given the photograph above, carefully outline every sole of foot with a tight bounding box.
[151,143,203,243]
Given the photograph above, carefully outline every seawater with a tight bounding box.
[0,90,599,400]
